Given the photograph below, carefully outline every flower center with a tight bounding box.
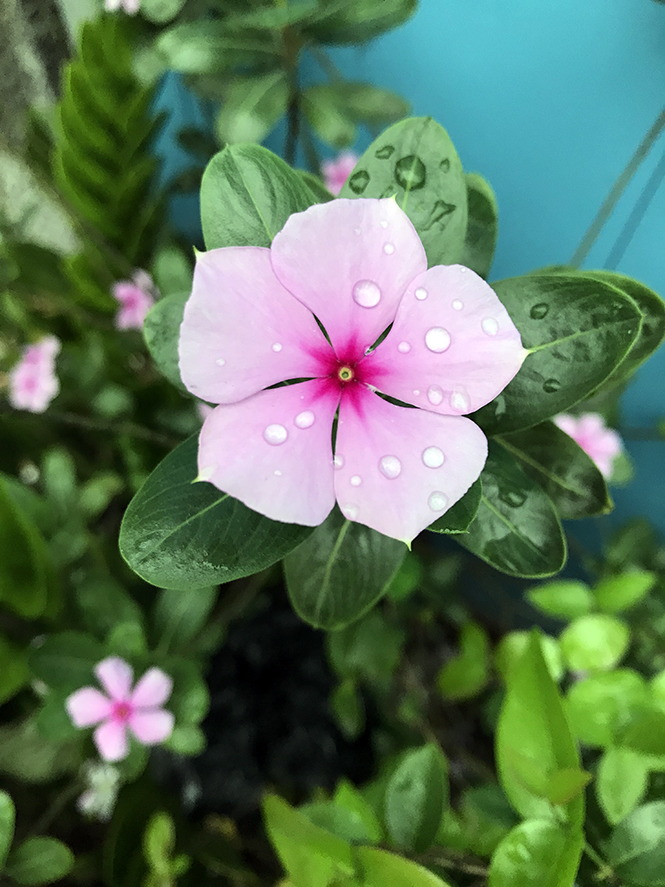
[113,701,132,722]
[337,366,355,383]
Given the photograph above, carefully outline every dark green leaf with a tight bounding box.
[498,421,612,519]
[329,81,410,126]
[200,144,317,250]
[488,819,584,887]
[606,802,665,886]
[74,573,142,639]
[473,274,642,435]
[461,172,498,279]
[428,479,482,534]
[296,170,334,202]
[284,508,405,630]
[0,476,50,618]
[140,0,186,24]
[340,117,468,266]
[29,632,104,692]
[153,585,217,654]
[0,792,15,870]
[215,72,288,144]
[0,717,81,783]
[5,837,74,885]
[457,444,566,579]
[120,435,312,589]
[304,0,417,45]
[143,291,189,389]
[597,747,649,825]
[384,744,449,852]
[437,622,490,700]
[327,610,405,684]
[0,635,29,704]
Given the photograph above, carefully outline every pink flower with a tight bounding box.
[8,335,61,413]
[554,413,623,479]
[66,657,174,762]
[322,152,359,196]
[179,198,526,543]
[104,0,141,13]
[112,271,156,330]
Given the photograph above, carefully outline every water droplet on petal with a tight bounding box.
[482,318,499,336]
[272,342,282,352]
[353,279,381,308]
[427,384,443,405]
[380,219,389,228]
[460,267,467,273]
[543,378,560,393]
[422,446,445,468]
[274,469,282,476]
[452,299,463,311]
[531,302,549,319]
[398,341,411,353]
[264,424,288,445]
[415,287,428,300]
[216,358,226,366]
[413,389,421,396]
[354,227,361,235]
[333,454,344,469]
[383,242,395,255]
[294,410,315,429]
[429,491,449,512]
[342,504,359,520]
[379,455,402,479]
[450,389,469,412]
[348,170,370,194]
[350,475,362,486]
[425,327,451,353]
[394,155,426,190]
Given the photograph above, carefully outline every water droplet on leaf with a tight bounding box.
[348,170,370,194]
[353,279,381,308]
[440,158,450,172]
[425,327,451,352]
[543,378,560,393]
[394,155,426,191]
[500,488,527,508]
[375,145,395,159]
[422,446,445,468]
[379,455,402,479]
[530,302,549,319]
[264,424,287,445]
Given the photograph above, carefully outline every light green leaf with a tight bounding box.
[303,86,357,149]
[154,585,217,655]
[143,291,189,389]
[560,614,630,671]
[164,724,206,756]
[544,768,591,806]
[597,746,649,825]
[151,244,191,297]
[327,81,410,126]
[333,780,382,844]
[215,72,288,145]
[355,845,452,887]
[621,709,665,760]
[488,819,584,887]
[156,22,278,74]
[144,812,175,875]
[565,669,649,748]
[428,479,482,535]
[0,791,15,870]
[460,172,498,279]
[526,580,594,621]
[495,631,563,684]
[5,837,74,885]
[437,622,490,700]
[0,717,81,783]
[331,679,365,740]
[140,0,186,24]
[384,744,449,852]
[106,621,147,659]
[593,571,657,614]
[605,801,665,886]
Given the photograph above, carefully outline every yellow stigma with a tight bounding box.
[338,366,354,382]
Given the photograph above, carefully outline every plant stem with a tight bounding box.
[583,842,614,881]
[570,106,665,268]
[309,45,343,81]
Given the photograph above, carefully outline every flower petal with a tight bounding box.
[197,379,339,526]
[363,265,526,415]
[95,657,133,703]
[94,720,129,762]
[131,668,173,709]
[66,687,112,728]
[179,247,329,404]
[334,387,488,543]
[270,198,427,355]
[128,709,175,745]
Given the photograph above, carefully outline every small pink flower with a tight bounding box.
[554,413,623,479]
[179,198,526,543]
[112,271,156,331]
[322,152,359,196]
[104,0,141,13]
[66,657,174,762]
[8,335,61,413]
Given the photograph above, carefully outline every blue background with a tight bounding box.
[156,0,665,539]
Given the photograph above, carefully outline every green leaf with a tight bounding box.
[544,768,591,806]
[303,86,357,149]
[144,812,175,875]
[140,0,186,24]
[327,610,405,684]
[460,172,498,279]
[303,0,417,45]
[143,291,189,389]
[296,170,334,203]
[200,144,318,250]
[497,632,583,825]
[355,845,452,887]
[5,837,74,885]
[327,81,410,126]
[151,244,192,296]
[385,551,423,602]
[437,622,490,700]
[428,479,482,535]
[0,792,15,870]
[488,819,584,887]
[155,22,278,75]
[0,717,81,783]
[0,634,29,704]
[605,801,665,886]
[621,710,665,759]
[597,746,649,825]
[331,678,366,740]
[565,669,649,748]
[495,631,563,684]
[300,801,375,845]
[593,571,657,614]
[384,744,449,852]
[526,580,595,621]
[284,508,405,630]
[164,658,209,725]
[559,614,630,671]
[74,573,142,639]
[164,724,206,756]
[457,444,566,579]
[498,421,612,519]
[472,274,642,435]
[119,435,312,590]
[340,117,468,266]
[333,780,382,844]
[263,794,354,887]
[0,476,50,618]
[106,621,148,659]
[215,72,288,145]
[153,585,217,655]
[29,631,104,692]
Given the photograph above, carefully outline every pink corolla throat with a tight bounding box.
[65,656,174,762]
[179,197,526,543]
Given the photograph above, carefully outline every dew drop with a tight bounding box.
[264,424,287,445]
[428,491,449,512]
[353,279,381,308]
[333,454,344,469]
[397,341,411,354]
[530,302,549,319]
[394,155,426,191]
[424,200,456,230]
[450,389,469,412]
[427,384,444,405]
[383,242,395,255]
[272,342,283,352]
[440,158,451,172]
[350,475,362,487]
[500,488,527,508]
[415,287,428,300]
[380,219,389,228]
[216,358,226,366]
[342,504,359,520]
[274,469,282,476]
[354,227,361,235]
[452,299,464,311]
[422,446,445,468]
[425,327,451,353]
[379,455,402,479]
[413,389,421,396]
[348,170,370,194]
[482,318,499,336]
[375,145,395,159]
[543,378,561,393]
[294,410,315,429]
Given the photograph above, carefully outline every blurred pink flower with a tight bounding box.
[322,151,359,196]
[112,271,156,331]
[554,412,623,478]
[66,657,174,762]
[104,0,141,13]
[8,335,61,413]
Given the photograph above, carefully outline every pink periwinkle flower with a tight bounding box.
[554,412,623,479]
[66,657,174,762]
[104,0,141,13]
[112,270,156,331]
[322,151,359,196]
[8,335,61,413]
[179,198,526,543]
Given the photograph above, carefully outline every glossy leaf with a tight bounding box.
[384,744,449,852]
[593,570,657,614]
[284,508,405,630]
[498,421,612,519]
[355,845,452,887]
[597,746,649,825]
[215,72,288,145]
[143,292,189,389]
[565,669,649,748]
[559,614,630,671]
[606,802,665,886]
[120,436,312,589]
[0,792,15,870]
[437,622,490,700]
[461,172,498,279]
[428,479,482,535]
[473,274,642,435]
[526,580,594,621]
[200,144,318,251]
[457,444,566,579]
[303,0,418,46]
[340,116,468,266]
[488,819,584,887]
[5,837,74,885]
